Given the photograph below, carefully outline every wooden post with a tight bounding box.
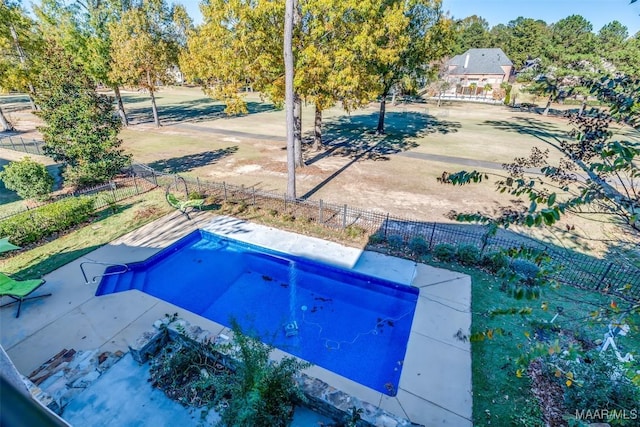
[342,204,347,228]
[110,181,117,201]
[223,182,227,201]
[133,175,139,195]
[252,187,256,206]
[319,199,324,224]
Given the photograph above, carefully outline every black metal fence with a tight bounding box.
[1,160,638,301]
[149,169,640,302]
[0,136,45,156]
[0,174,156,221]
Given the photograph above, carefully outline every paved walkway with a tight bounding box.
[0,212,472,426]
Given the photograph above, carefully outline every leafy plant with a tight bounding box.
[0,157,54,201]
[368,233,385,245]
[408,236,429,255]
[545,352,640,426]
[481,251,510,273]
[433,243,457,262]
[386,235,404,250]
[344,224,366,239]
[212,322,311,427]
[0,196,95,245]
[457,244,481,266]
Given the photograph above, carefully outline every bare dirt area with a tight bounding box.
[2,88,638,255]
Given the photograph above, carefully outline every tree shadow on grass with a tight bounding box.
[120,95,276,125]
[300,112,461,199]
[147,146,238,174]
[480,116,570,144]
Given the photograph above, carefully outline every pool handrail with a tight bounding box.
[80,261,129,284]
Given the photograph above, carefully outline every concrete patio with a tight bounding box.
[0,212,472,426]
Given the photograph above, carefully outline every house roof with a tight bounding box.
[448,48,513,76]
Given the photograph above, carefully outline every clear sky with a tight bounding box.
[442,0,640,35]
[180,0,640,35]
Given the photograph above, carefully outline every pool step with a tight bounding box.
[130,271,147,291]
[112,272,134,293]
[97,275,118,296]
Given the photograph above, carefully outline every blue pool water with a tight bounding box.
[97,230,418,395]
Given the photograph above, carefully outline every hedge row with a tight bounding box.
[0,196,95,246]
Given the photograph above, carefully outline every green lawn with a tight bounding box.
[0,189,173,277]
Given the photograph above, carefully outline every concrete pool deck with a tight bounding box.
[0,212,472,426]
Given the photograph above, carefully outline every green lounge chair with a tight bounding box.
[166,193,205,218]
[0,273,50,318]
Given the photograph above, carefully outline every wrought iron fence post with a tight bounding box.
[284,193,287,211]
[110,181,117,201]
[384,213,389,238]
[596,263,614,290]
[428,222,437,249]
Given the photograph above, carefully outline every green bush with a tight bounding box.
[386,235,404,249]
[510,259,541,282]
[547,352,640,426]
[457,244,481,265]
[213,323,311,427]
[0,157,54,201]
[408,236,429,255]
[482,251,510,273]
[368,233,385,244]
[0,196,95,246]
[344,224,366,239]
[433,243,457,262]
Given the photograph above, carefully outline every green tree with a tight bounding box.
[0,157,53,200]
[108,0,181,127]
[439,75,640,238]
[452,15,491,54]
[597,20,629,61]
[545,15,595,69]
[366,0,453,134]
[33,43,130,187]
[492,17,549,70]
[0,0,43,112]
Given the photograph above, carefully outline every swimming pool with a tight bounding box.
[97,230,418,395]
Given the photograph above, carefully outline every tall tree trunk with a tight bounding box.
[578,95,588,117]
[284,0,296,198]
[0,106,14,132]
[542,95,552,116]
[147,72,160,127]
[10,24,37,111]
[294,95,303,167]
[376,93,387,134]
[313,104,322,151]
[113,85,129,126]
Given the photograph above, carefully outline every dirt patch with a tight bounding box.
[528,359,567,427]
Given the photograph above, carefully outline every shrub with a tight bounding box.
[547,352,640,426]
[456,244,481,265]
[0,157,54,201]
[433,243,457,262]
[213,323,311,427]
[188,191,205,200]
[368,233,385,244]
[386,235,404,249]
[344,224,366,239]
[510,259,541,282]
[481,251,510,273]
[408,236,429,255]
[0,196,95,246]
